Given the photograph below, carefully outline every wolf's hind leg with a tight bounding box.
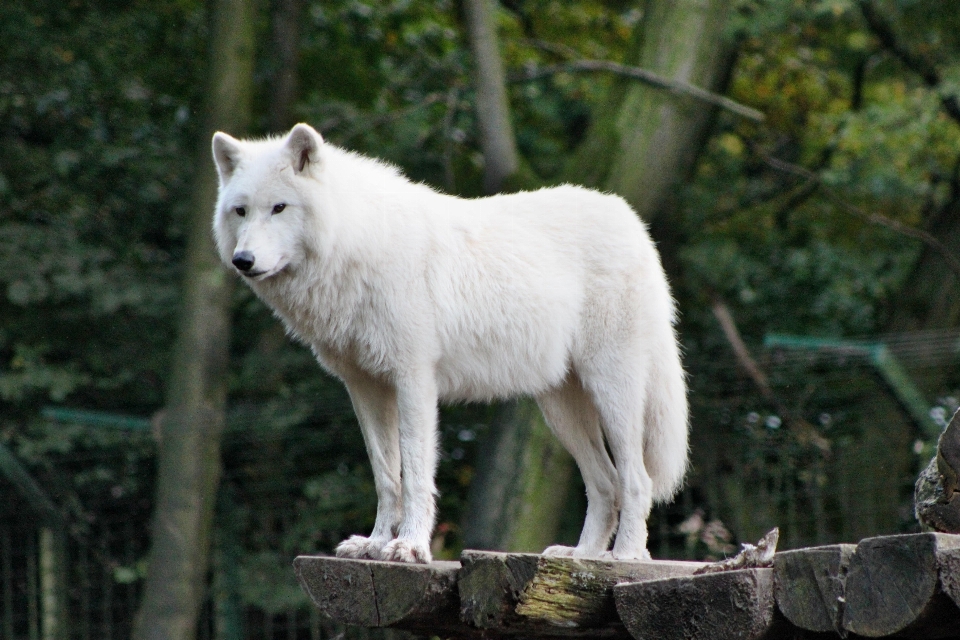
[536,373,619,558]
[584,371,653,560]
[336,370,402,560]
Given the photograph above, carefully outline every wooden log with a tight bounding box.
[940,547,960,610]
[293,555,463,635]
[458,550,705,637]
[613,568,786,640]
[842,533,960,638]
[916,408,960,533]
[773,544,855,634]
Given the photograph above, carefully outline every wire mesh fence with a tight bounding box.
[2,329,958,639]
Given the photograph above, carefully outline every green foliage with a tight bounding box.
[682,0,960,340]
[673,0,960,549]
[4,0,960,618]
[0,0,207,419]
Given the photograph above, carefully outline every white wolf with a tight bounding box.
[211,123,688,564]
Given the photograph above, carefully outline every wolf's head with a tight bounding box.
[211,123,324,282]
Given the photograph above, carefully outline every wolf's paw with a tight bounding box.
[335,535,385,560]
[542,545,577,557]
[380,538,431,564]
[543,545,619,559]
[612,548,652,561]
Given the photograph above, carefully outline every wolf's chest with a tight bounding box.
[253,273,364,342]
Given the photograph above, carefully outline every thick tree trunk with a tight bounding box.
[459,551,704,635]
[462,401,574,552]
[268,0,304,132]
[774,544,855,634]
[131,0,255,638]
[915,408,960,533]
[562,0,736,226]
[463,0,519,194]
[294,556,462,634]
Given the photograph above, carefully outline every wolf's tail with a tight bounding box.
[642,319,689,503]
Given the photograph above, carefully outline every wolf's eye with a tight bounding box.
[235,206,246,217]
[272,203,286,214]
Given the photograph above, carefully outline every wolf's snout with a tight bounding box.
[232,251,255,272]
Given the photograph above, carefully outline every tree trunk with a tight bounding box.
[842,533,960,638]
[132,0,255,637]
[463,0,519,195]
[462,401,575,552]
[562,0,736,227]
[773,544,855,634]
[268,0,304,132]
[459,550,704,635]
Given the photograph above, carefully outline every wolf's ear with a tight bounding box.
[212,132,243,183]
[286,123,323,174]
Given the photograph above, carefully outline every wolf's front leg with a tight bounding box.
[336,373,402,560]
[380,374,438,563]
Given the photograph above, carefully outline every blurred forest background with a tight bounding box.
[2,0,960,638]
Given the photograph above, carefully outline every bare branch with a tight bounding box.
[756,151,960,281]
[516,37,582,61]
[711,298,779,408]
[510,59,765,123]
[711,297,831,454]
[331,93,447,145]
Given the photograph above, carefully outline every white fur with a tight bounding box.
[212,123,689,563]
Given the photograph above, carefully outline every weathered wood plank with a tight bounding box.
[293,555,463,635]
[614,568,785,640]
[773,544,855,634]
[458,550,705,637]
[458,551,538,632]
[841,533,960,638]
[296,540,960,639]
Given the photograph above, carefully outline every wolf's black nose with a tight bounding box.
[232,251,255,271]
